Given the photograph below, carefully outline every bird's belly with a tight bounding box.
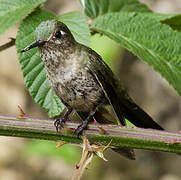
[53,71,104,112]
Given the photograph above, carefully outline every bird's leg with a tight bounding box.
[54,107,73,132]
[75,109,97,136]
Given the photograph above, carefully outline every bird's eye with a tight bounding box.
[55,31,61,39]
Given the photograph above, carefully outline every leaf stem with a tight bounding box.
[0,115,181,154]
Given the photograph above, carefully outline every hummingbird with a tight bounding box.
[21,20,163,160]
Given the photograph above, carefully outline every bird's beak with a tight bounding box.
[21,40,46,53]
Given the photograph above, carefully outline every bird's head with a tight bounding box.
[21,20,75,52]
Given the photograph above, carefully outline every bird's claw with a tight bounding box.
[75,126,84,137]
[74,121,88,137]
[54,117,66,132]
[54,108,73,132]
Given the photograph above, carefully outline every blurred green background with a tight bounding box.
[0,0,181,179]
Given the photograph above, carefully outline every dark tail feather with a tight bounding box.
[117,93,164,130]
[112,147,135,160]
[123,103,164,130]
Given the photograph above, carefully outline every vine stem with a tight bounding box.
[0,115,181,154]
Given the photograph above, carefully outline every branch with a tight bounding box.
[0,115,181,154]
[0,38,15,52]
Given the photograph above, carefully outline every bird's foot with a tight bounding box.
[54,108,73,132]
[75,120,89,137]
[54,116,67,132]
[75,109,97,137]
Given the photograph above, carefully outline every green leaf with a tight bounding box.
[160,14,181,32]
[130,13,181,32]
[91,12,181,96]
[0,0,47,34]
[59,11,90,47]
[80,0,151,19]
[16,10,65,118]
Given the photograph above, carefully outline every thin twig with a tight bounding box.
[0,38,15,52]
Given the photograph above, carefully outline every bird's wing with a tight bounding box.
[85,47,163,130]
